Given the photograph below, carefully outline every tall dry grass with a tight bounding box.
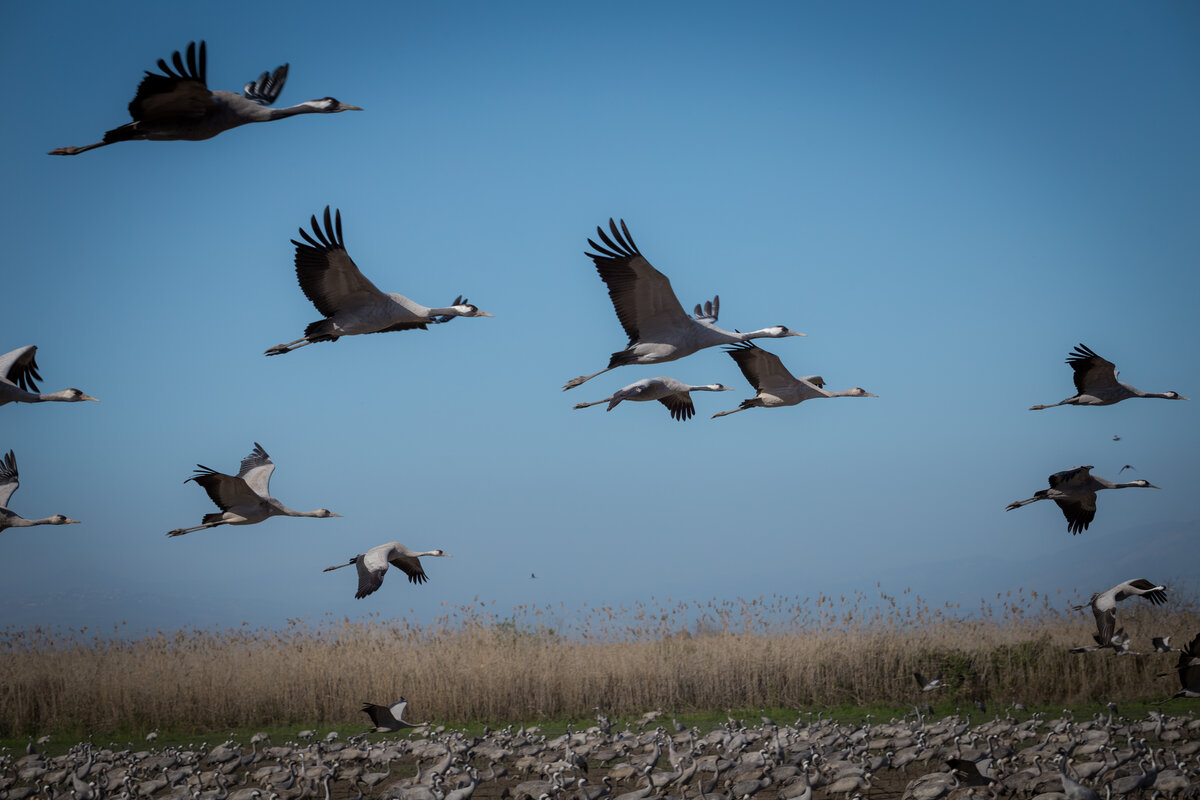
[2,588,1195,736]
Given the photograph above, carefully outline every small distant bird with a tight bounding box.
[1119,464,1136,473]
[1005,465,1160,534]
[265,207,493,355]
[573,376,733,421]
[1112,435,1121,441]
[362,698,419,732]
[1072,579,1168,648]
[712,341,876,418]
[563,219,805,390]
[1155,632,1200,703]
[0,346,98,407]
[323,541,452,598]
[1152,636,1173,653]
[1029,343,1188,409]
[530,573,537,579]
[49,41,360,156]
[167,443,340,536]
[913,672,944,692]
[0,450,81,532]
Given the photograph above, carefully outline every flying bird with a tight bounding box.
[913,672,944,692]
[0,451,81,532]
[563,219,805,390]
[167,443,340,536]
[1005,465,1160,534]
[1152,636,1174,653]
[361,699,419,732]
[265,207,493,355]
[323,541,452,598]
[1072,579,1168,648]
[573,376,733,421]
[49,41,360,156]
[1119,464,1136,473]
[0,346,98,407]
[1155,632,1200,703]
[712,341,876,418]
[1029,344,1188,409]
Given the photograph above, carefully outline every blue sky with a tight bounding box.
[1,1,1197,635]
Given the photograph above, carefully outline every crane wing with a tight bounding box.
[1054,494,1096,535]
[725,342,798,393]
[1047,466,1092,490]
[1066,344,1120,394]
[292,207,389,319]
[1092,605,1115,645]
[361,702,395,727]
[1127,579,1168,605]
[657,393,696,421]
[390,552,430,584]
[242,64,289,105]
[236,443,275,498]
[585,219,692,345]
[129,41,215,122]
[186,468,262,513]
[355,552,387,598]
[0,346,41,391]
[0,450,18,508]
[388,698,409,721]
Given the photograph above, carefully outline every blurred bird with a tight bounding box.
[1119,464,1136,473]
[573,376,733,421]
[167,443,340,536]
[265,207,493,355]
[1030,343,1188,409]
[49,41,360,155]
[362,699,419,732]
[1005,465,1160,534]
[1152,636,1174,653]
[0,346,98,407]
[564,219,805,390]
[323,541,452,598]
[0,450,82,532]
[1155,632,1200,702]
[913,672,944,692]
[712,341,876,418]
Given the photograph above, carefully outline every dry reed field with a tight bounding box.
[2,589,1197,737]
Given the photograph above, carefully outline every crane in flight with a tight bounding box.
[1,346,98,407]
[167,443,340,536]
[1005,465,1159,534]
[1030,344,1188,409]
[1072,578,1168,649]
[564,219,804,390]
[572,376,732,421]
[323,541,452,598]
[49,41,360,156]
[265,207,493,355]
[0,451,82,532]
[712,341,875,418]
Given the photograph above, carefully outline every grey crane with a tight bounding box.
[913,672,944,693]
[0,450,81,532]
[166,442,340,536]
[563,219,805,390]
[49,41,360,155]
[1072,579,1168,648]
[0,346,98,406]
[712,341,876,418]
[572,376,733,421]
[323,541,452,598]
[265,207,493,355]
[361,698,420,732]
[1030,343,1188,409]
[1005,465,1159,534]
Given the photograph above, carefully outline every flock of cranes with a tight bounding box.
[6,40,1197,712]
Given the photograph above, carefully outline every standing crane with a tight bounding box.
[323,541,452,598]
[49,41,360,155]
[0,451,81,532]
[712,341,876,418]
[1,346,98,406]
[166,443,340,536]
[572,377,733,421]
[1072,579,1168,648]
[563,219,805,390]
[1030,344,1188,409]
[265,207,493,355]
[1005,465,1160,534]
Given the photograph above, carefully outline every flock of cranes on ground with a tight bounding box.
[6,39,1198,699]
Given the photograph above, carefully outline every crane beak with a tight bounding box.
[864,392,879,397]
[340,104,364,111]
[82,394,100,402]
[64,518,81,524]
[789,331,807,337]
[1147,483,1162,489]
[475,311,495,317]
